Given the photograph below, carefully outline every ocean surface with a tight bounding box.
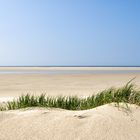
[0,70,140,74]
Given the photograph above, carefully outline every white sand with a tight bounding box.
[0,104,140,140]
[0,67,140,140]
[0,72,140,101]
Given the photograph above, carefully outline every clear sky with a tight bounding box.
[0,0,140,66]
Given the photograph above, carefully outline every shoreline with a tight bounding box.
[0,67,140,71]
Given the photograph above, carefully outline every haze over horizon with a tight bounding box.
[0,0,140,66]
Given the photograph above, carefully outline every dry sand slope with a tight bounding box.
[0,104,140,140]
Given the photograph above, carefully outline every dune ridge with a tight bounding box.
[0,103,140,140]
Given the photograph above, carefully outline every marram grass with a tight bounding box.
[0,82,140,111]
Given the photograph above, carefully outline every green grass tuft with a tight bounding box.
[0,81,140,111]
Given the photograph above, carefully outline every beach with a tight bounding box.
[0,67,140,101]
[0,67,140,140]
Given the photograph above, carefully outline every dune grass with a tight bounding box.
[0,81,140,111]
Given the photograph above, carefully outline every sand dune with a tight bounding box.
[0,104,140,140]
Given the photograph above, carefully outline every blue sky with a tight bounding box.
[0,0,140,66]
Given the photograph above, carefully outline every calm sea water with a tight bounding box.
[0,70,140,74]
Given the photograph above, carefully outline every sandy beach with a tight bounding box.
[0,67,140,140]
[0,67,140,101]
[0,74,140,101]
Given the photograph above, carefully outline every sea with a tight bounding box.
[0,67,140,75]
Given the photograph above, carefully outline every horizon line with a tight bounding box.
[0,65,140,67]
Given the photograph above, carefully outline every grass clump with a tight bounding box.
[0,81,140,111]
